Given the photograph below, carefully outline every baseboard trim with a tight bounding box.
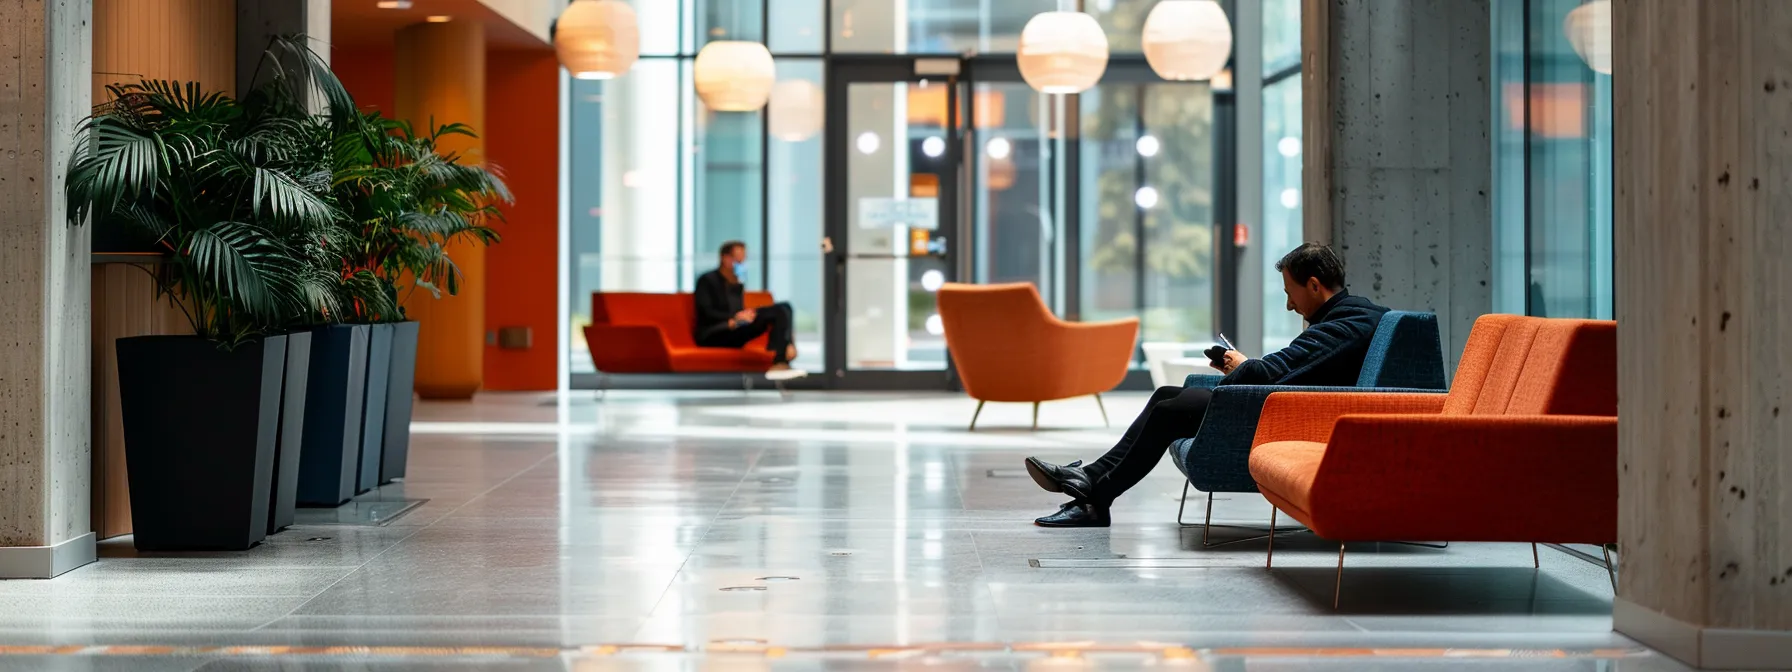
[1615,596,1792,670]
[0,532,97,579]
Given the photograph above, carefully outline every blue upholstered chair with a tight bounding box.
[1168,310,1448,543]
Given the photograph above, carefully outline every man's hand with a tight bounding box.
[1211,350,1247,374]
[732,309,757,325]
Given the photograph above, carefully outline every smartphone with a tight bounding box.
[1217,333,1236,352]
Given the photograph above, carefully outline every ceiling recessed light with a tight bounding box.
[376,0,413,8]
[427,15,452,22]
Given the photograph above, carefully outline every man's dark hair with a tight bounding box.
[719,241,746,257]
[1275,243,1346,291]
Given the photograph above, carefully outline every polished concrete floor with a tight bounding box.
[0,391,1687,670]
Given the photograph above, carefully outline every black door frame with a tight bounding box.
[822,55,967,390]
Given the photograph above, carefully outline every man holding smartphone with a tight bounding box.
[1024,243,1390,527]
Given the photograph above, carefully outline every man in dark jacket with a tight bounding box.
[694,241,801,378]
[1025,243,1388,527]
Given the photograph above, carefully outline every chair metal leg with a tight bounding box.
[1532,543,1540,569]
[1266,507,1278,569]
[1334,542,1346,609]
[969,400,985,431]
[1032,402,1041,430]
[1176,482,1193,525]
[596,372,609,400]
[742,374,753,393]
[1602,544,1618,592]
[774,379,790,399]
[1178,486,1289,547]
[1094,394,1110,427]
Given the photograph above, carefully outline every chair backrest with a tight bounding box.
[937,283,1058,400]
[1442,314,1617,416]
[1355,311,1447,389]
[591,291,774,349]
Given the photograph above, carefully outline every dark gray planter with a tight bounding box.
[356,323,394,494]
[267,329,312,534]
[297,324,368,507]
[117,334,285,551]
[380,320,420,484]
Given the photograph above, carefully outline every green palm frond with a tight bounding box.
[66,117,164,223]
[182,222,292,319]
[251,165,339,229]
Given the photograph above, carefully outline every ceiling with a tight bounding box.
[331,0,553,51]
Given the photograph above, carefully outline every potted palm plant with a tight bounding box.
[66,82,344,550]
[331,113,509,486]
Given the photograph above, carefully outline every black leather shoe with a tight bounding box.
[1035,500,1110,528]
[1025,457,1093,501]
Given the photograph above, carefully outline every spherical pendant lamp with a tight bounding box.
[554,0,640,80]
[1017,11,1109,94]
[694,41,776,111]
[1563,0,1612,75]
[768,80,823,141]
[1142,0,1233,81]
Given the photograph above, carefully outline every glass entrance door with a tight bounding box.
[824,61,964,388]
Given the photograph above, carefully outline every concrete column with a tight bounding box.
[236,0,330,98]
[1301,0,1492,370]
[1612,1,1792,668]
[396,20,487,399]
[0,0,95,579]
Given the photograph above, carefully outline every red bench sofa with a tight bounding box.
[584,292,778,374]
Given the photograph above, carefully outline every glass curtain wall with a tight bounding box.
[1492,0,1614,318]
[569,0,828,375]
[569,0,1238,382]
[1258,0,1303,352]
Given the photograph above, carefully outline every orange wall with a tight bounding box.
[482,50,560,391]
[333,47,396,115]
[335,43,558,391]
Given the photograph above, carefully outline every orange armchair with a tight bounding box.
[937,283,1138,430]
[1246,315,1618,607]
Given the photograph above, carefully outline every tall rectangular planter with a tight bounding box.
[380,321,420,484]
[268,329,312,534]
[116,335,285,551]
[356,323,394,494]
[297,324,369,507]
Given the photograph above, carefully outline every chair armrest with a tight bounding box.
[1182,374,1224,391]
[1252,391,1448,446]
[582,324,675,373]
[1307,414,1618,543]
[1035,318,1138,398]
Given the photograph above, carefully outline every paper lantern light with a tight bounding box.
[1143,0,1233,81]
[554,0,640,80]
[1017,11,1109,94]
[1563,0,1612,75]
[768,80,823,141]
[694,41,776,111]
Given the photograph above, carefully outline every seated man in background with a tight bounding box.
[695,241,803,379]
[1025,243,1388,527]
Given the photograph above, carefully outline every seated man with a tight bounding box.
[1025,243,1388,527]
[695,241,802,379]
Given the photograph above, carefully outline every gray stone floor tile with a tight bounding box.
[0,392,1683,672]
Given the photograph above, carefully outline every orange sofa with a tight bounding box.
[584,292,777,374]
[937,283,1138,430]
[1246,314,1617,604]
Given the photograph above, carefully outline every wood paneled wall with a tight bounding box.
[93,0,236,102]
[1613,0,1792,640]
[88,0,236,539]
[89,265,191,539]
